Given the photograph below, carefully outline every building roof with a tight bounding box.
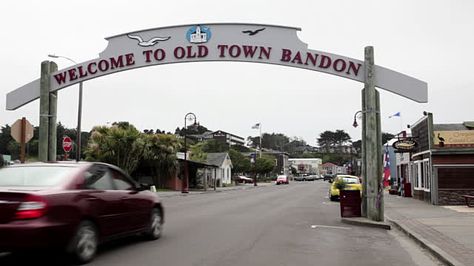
[212,130,244,141]
[188,130,245,143]
[187,131,213,140]
[434,122,474,131]
[261,148,289,155]
[206,152,230,167]
[288,158,322,162]
[177,158,217,168]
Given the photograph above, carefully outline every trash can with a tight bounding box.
[340,190,362,217]
[403,183,412,197]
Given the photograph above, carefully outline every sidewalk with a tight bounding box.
[385,193,474,266]
[156,182,273,198]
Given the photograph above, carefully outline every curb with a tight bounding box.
[341,217,391,230]
[157,184,269,198]
[386,216,465,266]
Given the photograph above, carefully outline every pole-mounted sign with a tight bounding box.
[62,136,73,153]
[11,117,34,163]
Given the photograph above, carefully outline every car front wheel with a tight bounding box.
[68,221,98,264]
[145,208,163,240]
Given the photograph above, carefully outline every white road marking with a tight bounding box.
[311,224,351,230]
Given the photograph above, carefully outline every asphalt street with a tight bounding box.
[1,181,442,266]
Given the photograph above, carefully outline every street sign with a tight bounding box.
[11,118,34,143]
[62,136,73,153]
[393,138,418,153]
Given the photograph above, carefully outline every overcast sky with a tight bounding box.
[1,0,473,146]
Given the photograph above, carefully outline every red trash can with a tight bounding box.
[340,190,362,217]
[403,183,412,197]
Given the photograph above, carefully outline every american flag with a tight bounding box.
[383,146,391,187]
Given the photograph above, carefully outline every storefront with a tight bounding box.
[395,151,411,197]
[409,113,474,205]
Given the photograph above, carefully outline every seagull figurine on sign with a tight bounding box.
[437,133,445,147]
[242,27,266,36]
[127,34,171,47]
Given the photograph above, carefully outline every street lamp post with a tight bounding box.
[183,112,197,193]
[48,54,83,162]
[353,110,363,128]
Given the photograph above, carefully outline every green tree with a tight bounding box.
[7,141,20,160]
[317,131,335,153]
[201,139,229,153]
[144,134,181,187]
[0,122,90,161]
[189,142,207,162]
[247,133,290,151]
[85,123,146,174]
[322,154,348,166]
[176,123,209,136]
[284,137,308,155]
[0,125,12,155]
[352,140,362,154]
[351,131,395,156]
[382,132,396,144]
[334,130,351,147]
[317,130,352,153]
[231,144,251,152]
[228,149,251,174]
[253,155,276,175]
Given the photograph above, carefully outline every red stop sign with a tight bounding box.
[62,136,73,153]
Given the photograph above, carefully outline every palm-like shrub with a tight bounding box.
[144,134,181,186]
[85,123,146,174]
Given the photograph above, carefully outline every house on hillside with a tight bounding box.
[288,158,322,175]
[321,162,347,175]
[189,130,245,146]
[205,152,233,187]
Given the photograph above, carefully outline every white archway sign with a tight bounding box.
[6,23,428,222]
[7,23,426,110]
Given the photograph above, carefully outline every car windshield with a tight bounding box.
[0,166,78,187]
[342,177,360,184]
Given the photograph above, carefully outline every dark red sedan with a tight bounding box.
[0,162,164,264]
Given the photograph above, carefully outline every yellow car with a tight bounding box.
[329,175,362,201]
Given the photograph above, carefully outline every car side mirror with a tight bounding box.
[138,183,151,191]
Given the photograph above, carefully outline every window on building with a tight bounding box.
[412,162,419,189]
[419,161,424,188]
[423,159,430,191]
[413,159,431,191]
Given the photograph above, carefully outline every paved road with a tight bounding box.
[1,181,442,265]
